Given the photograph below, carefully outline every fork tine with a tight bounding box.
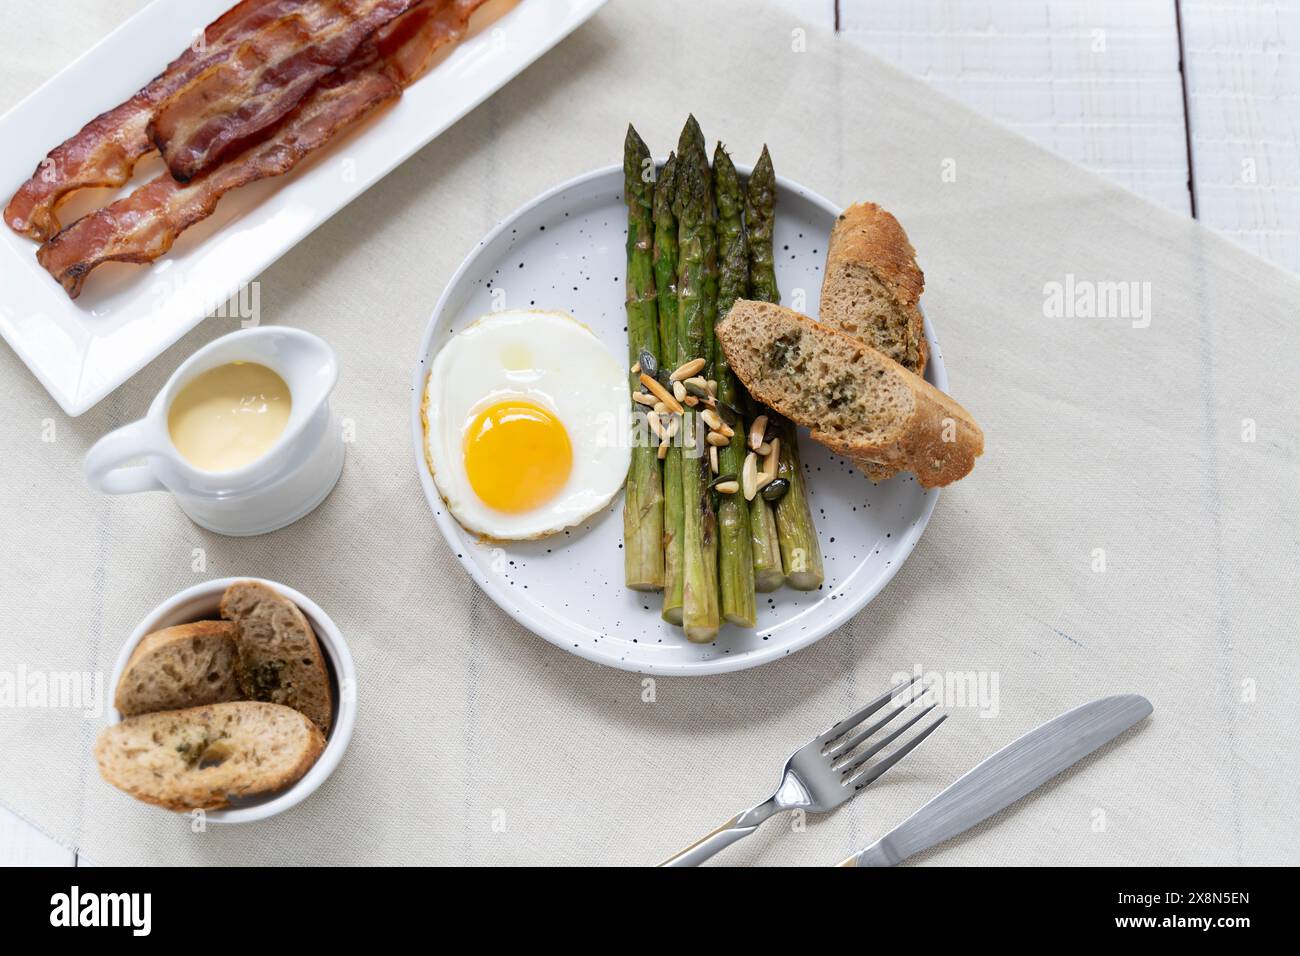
[838,702,937,775]
[845,713,948,791]
[825,685,931,761]
[816,674,921,746]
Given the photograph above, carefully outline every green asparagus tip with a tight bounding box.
[678,115,706,163]
[654,152,677,220]
[712,143,743,225]
[624,125,652,205]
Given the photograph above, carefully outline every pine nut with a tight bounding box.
[633,392,657,407]
[748,415,768,451]
[763,437,780,478]
[684,395,700,407]
[657,440,669,460]
[742,452,759,501]
[714,480,740,495]
[701,409,724,432]
[663,415,680,440]
[631,362,641,375]
[672,380,688,403]
[717,419,736,438]
[709,445,719,474]
[639,373,684,414]
[706,431,730,447]
[670,358,706,382]
[755,473,774,492]
[646,411,664,440]
[653,401,668,414]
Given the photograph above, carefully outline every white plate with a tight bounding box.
[0,0,608,416]
[410,164,945,675]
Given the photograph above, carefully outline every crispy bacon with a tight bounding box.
[4,0,305,241]
[37,0,490,299]
[149,0,419,182]
[37,58,399,298]
[375,0,488,86]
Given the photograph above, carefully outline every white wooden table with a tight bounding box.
[3,0,1297,866]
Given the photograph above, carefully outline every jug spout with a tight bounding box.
[265,329,338,416]
[241,326,339,416]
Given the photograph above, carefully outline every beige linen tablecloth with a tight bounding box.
[1,0,1297,866]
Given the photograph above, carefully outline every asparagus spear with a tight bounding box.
[654,153,685,623]
[622,126,664,590]
[673,117,720,642]
[745,145,824,590]
[654,154,679,366]
[773,418,824,589]
[743,144,788,590]
[749,481,785,591]
[746,384,785,592]
[712,143,756,626]
[746,145,779,304]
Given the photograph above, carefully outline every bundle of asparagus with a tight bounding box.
[621,118,824,640]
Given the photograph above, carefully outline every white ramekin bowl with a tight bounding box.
[105,577,356,824]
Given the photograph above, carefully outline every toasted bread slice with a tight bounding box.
[220,581,333,734]
[95,701,325,811]
[821,203,929,481]
[717,301,983,487]
[114,621,243,717]
[820,202,927,375]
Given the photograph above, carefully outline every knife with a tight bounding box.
[837,694,1153,866]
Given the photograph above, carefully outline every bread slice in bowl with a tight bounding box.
[717,300,983,488]
[220,580,333,735]
[114,620,243,717]
[95,701,325,811]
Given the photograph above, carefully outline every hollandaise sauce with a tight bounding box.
[168,362,291,472]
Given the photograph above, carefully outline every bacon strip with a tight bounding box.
[37,0,489,299]
[375,0,488,86]
[4,0,305,241]
[149,0,420,182]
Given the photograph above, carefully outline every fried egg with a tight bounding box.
[423,309,630,539]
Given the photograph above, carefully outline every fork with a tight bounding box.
[659,676,947,866]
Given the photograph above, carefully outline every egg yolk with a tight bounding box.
[464,400,573,513]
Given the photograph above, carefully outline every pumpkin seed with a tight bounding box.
[761,477,791,502]
[637,348,658,379]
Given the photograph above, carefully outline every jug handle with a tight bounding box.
[85,420,166,495]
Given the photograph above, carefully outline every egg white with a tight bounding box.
[423,310,631,540]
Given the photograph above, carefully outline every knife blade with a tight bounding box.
[837,694,1152,866]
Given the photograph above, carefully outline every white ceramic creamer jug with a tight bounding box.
[85,326,344,536]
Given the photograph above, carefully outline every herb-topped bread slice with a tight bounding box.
[114,621,243,717]
[94,701,325,811]
[717,301,983,488]
[819,202,927,375]
[220,581,333,735]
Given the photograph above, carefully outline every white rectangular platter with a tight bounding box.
[0,0,607,416]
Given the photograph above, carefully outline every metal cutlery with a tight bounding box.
[836,693,1153,866]
[660,675,947,867]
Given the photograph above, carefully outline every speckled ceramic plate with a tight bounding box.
[411,164,945,675]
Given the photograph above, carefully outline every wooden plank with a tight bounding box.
[0,805,75,866]
[835,0,1193,214]
[1181,0,1300,273]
